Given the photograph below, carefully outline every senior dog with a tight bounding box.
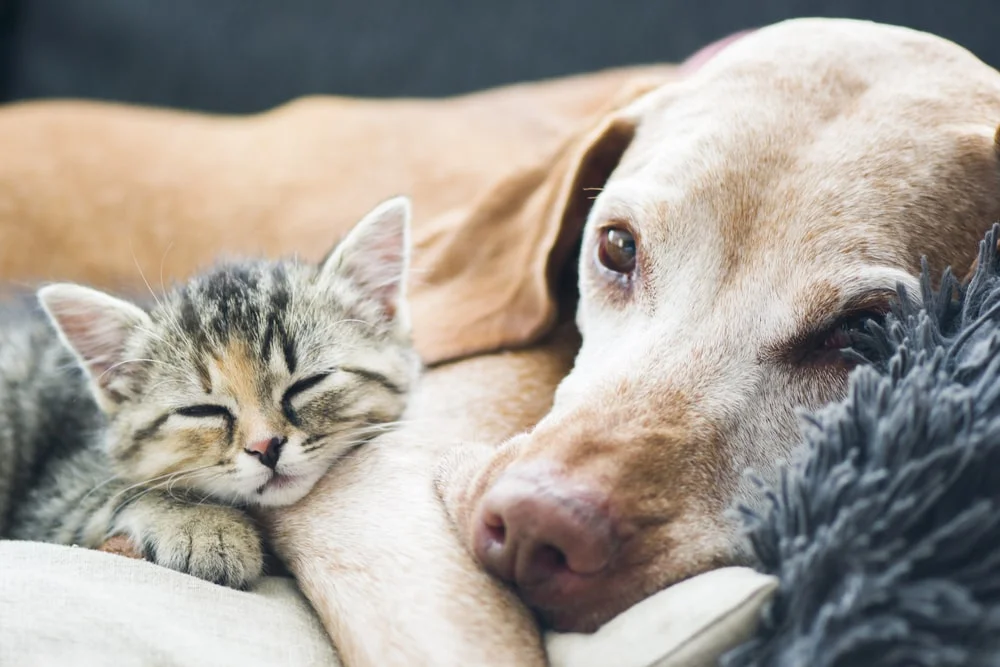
[435,17,1000,634]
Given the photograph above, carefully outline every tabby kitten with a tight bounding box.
[0,197,420,588]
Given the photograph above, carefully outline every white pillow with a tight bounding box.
[0,541,338,667]
[546,567,778,667]
[0,541,775,667]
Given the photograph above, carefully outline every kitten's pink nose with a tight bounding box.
[245,436,286,470]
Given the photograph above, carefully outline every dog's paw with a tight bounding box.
[115,498,264,589]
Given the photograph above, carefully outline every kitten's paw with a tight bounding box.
[97,534,145,560]
[138,505,264,589]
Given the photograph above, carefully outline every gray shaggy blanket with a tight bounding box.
[722,226,1000,667]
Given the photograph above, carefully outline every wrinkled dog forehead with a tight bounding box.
[590,18,1000,289]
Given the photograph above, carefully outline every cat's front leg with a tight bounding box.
[105,491,264,589]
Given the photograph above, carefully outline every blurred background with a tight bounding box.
[0,0,994,114]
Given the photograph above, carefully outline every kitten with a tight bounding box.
[0,197,420,588]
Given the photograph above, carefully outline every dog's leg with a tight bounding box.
[267,440,540,666]
[263,329,579,666]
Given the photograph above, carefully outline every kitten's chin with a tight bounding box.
[251,473,317,507]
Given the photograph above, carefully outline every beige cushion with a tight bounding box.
[0,541,339,667]
[0,542,776,667]
[546,567,779,667]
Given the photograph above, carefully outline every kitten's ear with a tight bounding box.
[320,196,411,325]
[38,284,152,404]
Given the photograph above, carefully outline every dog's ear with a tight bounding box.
[543,81,682,316]
[544,108,641,296]
[548,78,682,255]
[411,73,674,363]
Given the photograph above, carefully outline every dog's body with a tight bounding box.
[1,16,999,667]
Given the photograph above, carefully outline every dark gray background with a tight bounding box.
[0,0,994,113]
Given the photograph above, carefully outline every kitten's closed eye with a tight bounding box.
[283,373,331,401]
[281,373,334,428]
[175,404,234,420]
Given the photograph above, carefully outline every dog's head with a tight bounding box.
[440,18,1000,632]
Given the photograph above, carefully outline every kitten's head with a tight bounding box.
[39,197,419,507]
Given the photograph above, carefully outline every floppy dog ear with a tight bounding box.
[409,73,672,364]
[543,105,644,309]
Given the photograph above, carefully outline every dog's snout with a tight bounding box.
[473,464,618,601]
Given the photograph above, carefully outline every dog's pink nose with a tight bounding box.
[473,464,618,595]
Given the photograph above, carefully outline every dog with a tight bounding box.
[431,17,1000,635]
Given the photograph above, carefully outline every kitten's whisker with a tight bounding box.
[349,419,427,436]
[330,318,376,329]
[301,430,398,454]
[141,378,191,396]
[119,474,187,505]
[172,468,232,507]
[125,465,220,506]
[166,467,203,497]
[193,485,222,506]
[158,241,175,296]
[78,473,123,505]
[134,326,187,361]
[297,418,428,453]
[161,311,195,356]
[130,237,164,311]
[109,464,218,505]
[97,358,170,383]
[353,422,412,434]
[124,479,180,506]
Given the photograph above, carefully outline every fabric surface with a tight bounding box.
[0,541,777,667]
[546,567,778,667]
[723,226,1000,666]
[0,65,674,365]
[0,541,339,667]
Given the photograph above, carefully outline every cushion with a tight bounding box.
[546,567,778,667]
[0,540,778,667]
[0,541,338,667]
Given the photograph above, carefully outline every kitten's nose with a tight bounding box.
[245,436,286,470]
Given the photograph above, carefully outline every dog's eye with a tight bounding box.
[597,227,637,274]
[816,310,887,364]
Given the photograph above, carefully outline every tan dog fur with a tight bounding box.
[438,18,1000,633]
[0,65,672,364]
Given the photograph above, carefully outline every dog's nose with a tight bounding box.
[245,436,285,470]
[473,464,618,593]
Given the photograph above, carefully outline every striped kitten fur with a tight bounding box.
[0,197,419,588]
